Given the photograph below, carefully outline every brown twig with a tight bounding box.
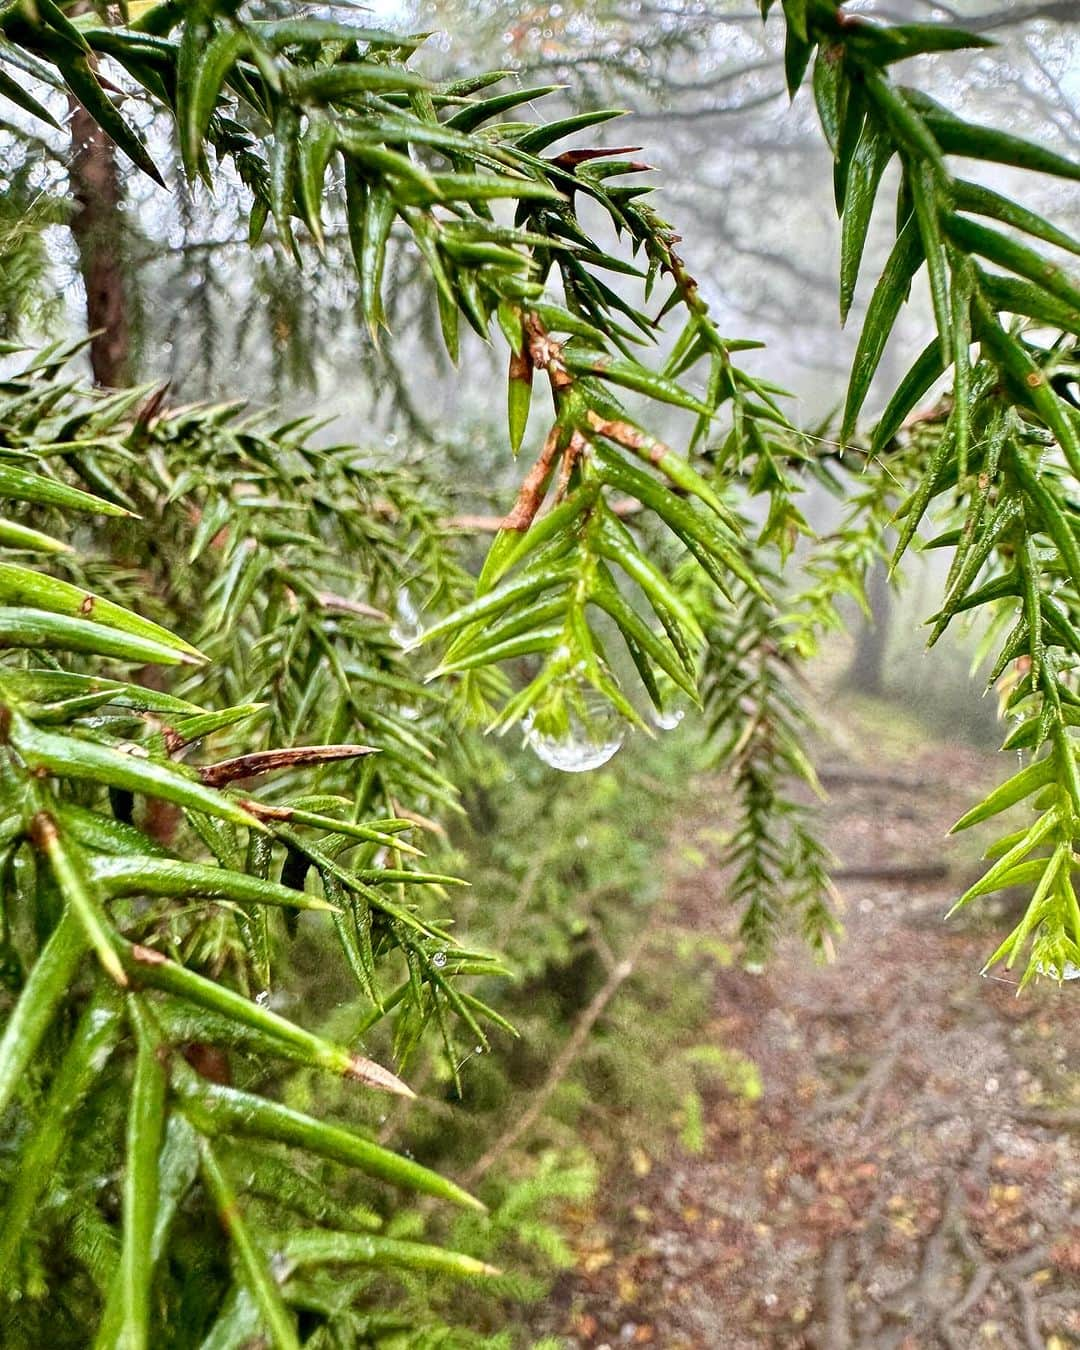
[524,310,572,388]
[199,743,377,787]
[817,767,935,790]
[816,1237,852,1350]
[462,916,656,1185]
[314,591,389,622]
[554,430,586,502]
[831,863,949,884]
[499,425,565,532]
[809,1005,904,1126]
[447,498,642,535]
[587,408,671,463]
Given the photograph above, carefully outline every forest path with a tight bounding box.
[540,741,1080,1349]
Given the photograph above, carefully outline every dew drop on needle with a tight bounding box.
[390,586,423,647]
[523,695,624,773]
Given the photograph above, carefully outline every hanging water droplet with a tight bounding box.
[651,706,685,732]
[255,989,270,1008]
[648,673,688,732]
[390,586,422,648]
[431,950,447,969]
[523,692,625,773]
[1036,959,1080,981]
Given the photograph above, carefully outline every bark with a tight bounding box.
[69,71,171,839]
[67,95,132,388]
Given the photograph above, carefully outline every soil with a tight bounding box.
[536,742,1080,1349]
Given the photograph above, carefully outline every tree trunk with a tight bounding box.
[67,95,131,388]
[845,560,891,695]
[68,81,183,846]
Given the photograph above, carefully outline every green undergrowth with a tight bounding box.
[264,724,765,1342]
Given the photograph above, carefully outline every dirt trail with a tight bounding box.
[541,744,1080,1349]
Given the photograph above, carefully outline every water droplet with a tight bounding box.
[1036,960,1080,981]
[390,587,423,647]
[651,706,685,732]
[523,692,624,773]
[648,675,688,732]
[431,950,447,969]
[743,961,765,976]
[255,990,270,1008]
[473,1045,484,1055]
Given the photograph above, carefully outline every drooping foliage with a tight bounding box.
[0,0,1076,1343]
[782,0,1080,984]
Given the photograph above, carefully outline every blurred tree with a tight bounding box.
[67,93,130,385]
[844,559,891,695]
[65,0,132,387]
